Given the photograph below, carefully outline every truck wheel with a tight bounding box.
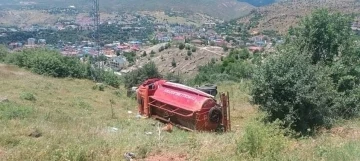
[208,106,222,124]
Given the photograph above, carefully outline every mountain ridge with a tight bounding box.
[0,0,256,20]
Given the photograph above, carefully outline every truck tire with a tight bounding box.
[208,106,222,124]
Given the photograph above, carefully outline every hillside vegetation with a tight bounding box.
[1,8,360,161]
[0,63,360,160]
[238,0,360,33]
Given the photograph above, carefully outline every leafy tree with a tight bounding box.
[4,48,120,88]
[239,49,250,60]
[123,52,136,63]
[187,50,192,56]
[222,45,229,52]
[97,54,107,62]
[193,50,254,85]
[165,43,171,49]
[171,58,176,67]
[179,43,185,50]
[292,9,353,64]
[0,45,8,62]
[252,49,337,134]
[251,9,360,134]
[124,62,162,89]
[191,47,197,52]
[288,26,295,36]
[159,46,165,52]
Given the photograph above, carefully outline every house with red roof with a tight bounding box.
[172,36,185,44]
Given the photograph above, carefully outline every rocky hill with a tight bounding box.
[238,0,360,33]
[131,44,228,79]
[1,0,255,20]
[237,0,277,6]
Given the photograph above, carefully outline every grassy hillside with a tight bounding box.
[1,64,360,160]
[0,64,255,160]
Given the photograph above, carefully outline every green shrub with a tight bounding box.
[171,58,176,67]
[158,46,165,52]
[187,50,192,56]
[237,116,288,160]
[252,50,338,134]
[150,50,155,57]
[0,45,8,62]
[142,51,147,57]
[222,45,228,51]
[77,101,93,110]
[20,92,36,101]
[113,91,122,97]
[124,62,162,89]
[5,49,88,78]
[5,49,121,88]
[123,52,136,63]
[178,43,185,50]
[0,102,33,120]
[251,10,360,135]
[292,9,353,64]
[91,69,121,88]
[191,47,196,52]
[165,43,171,49]
[102,71,120,88]
[193,54,254,85]
[239,49,250,60]
[98,84,105,91]
[315,141,360,161]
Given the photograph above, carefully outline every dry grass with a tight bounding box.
[0,10,61,27]
[0,64,255,160]
[1,64,360,161]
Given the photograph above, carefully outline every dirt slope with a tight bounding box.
[134,45,227,78]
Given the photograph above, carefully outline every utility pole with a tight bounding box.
[92,0,101,69]
[90,0,101,80]
[93,0,100,56]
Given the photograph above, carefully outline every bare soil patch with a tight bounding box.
[144,153,187,161]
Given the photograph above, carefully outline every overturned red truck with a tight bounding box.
[136,78,231,132]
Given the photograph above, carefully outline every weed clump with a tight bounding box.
[92,83,105,91]
[0,102,33,120]
[20,92,36,101]
[236,115,289,160]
